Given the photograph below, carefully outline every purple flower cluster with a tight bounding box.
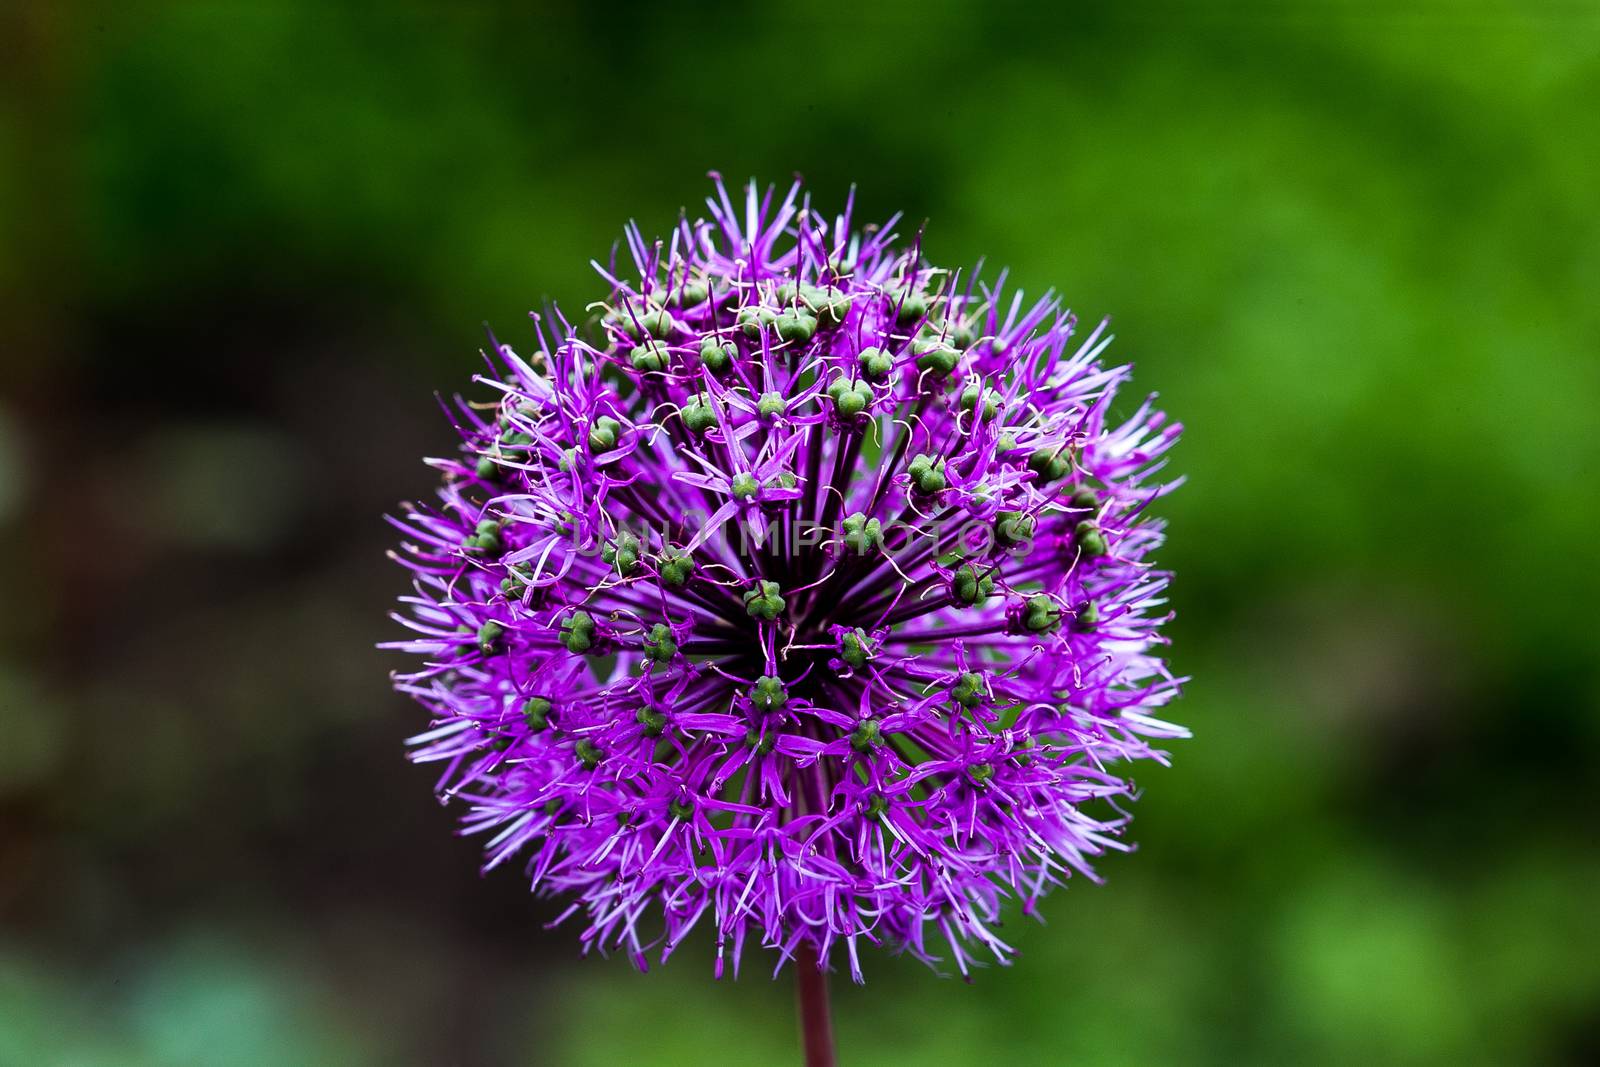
[386,177,1184,981]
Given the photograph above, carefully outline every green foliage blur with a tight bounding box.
[2,2,1596,1064]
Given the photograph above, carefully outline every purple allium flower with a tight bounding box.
[386,176,1185,984]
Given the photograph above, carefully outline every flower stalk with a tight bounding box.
[795,941,836,1067]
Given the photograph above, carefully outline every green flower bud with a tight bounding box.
[757,391,787,419]
[636,705,667,737]
[500,564,534,598]
[745,727,776,754]
[950,563,994,606]
[805,288,853,327]
[749,675,788,712]
[637,309,678,338]
[837,387,869,419]
[968,762,995,784]
[827,378,874,420]
[1022,594,1060,634]
[1070,484,1101,513]
[642,622,677,664]
[1028,448,1071,482]
[912,339,959,376]
[960,384,998,420]
[522,696,552,732]
[893,288,928,326]
[574,738,603,769]
[841,512,884,554]
[601,531,642,577]
[857,346,895,379]
[464,524,499,559]
[839,627,873,670]
[475,454,499,479]
[589,416,622,453]
[738,305,778,339]
[1073,601,1100,632]
[671,280,709,307]
[700,339,736,373]
[907,453,947,495]
[775,309,818,344]
[1073,520,1108,558]
[476,620,505,655]
[668,796,695,821]
[730,472,760,500]
[743,580,785,621]
[861,793,890,818]
[680,395,718,435]
[630,340,670,373]
[560,610,596,654]
[995,510,1035,548]
[657,550,694,587]
[849,719,883,752]
[951,671,984,708]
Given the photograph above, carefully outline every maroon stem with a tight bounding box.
[794,941,837,1067]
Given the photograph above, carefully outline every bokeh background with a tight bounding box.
[3,2,1597,1064]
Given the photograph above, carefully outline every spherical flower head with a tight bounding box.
[385,176,1186,982]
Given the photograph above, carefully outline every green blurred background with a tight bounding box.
[2,1,1597,1064]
